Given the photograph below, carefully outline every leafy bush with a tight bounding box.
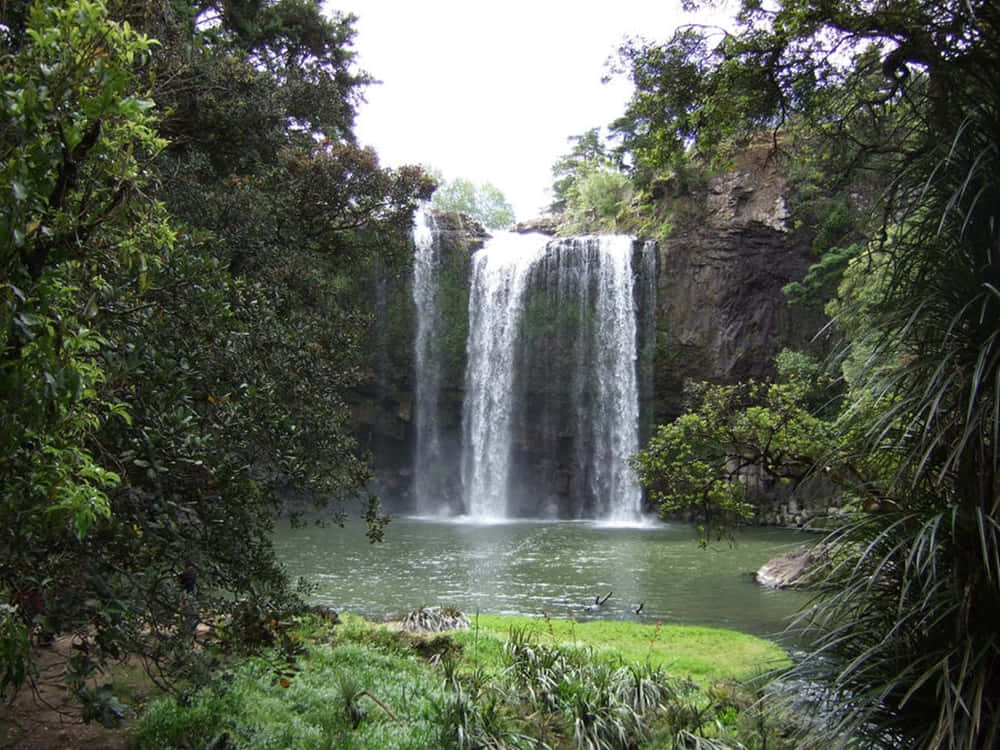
[561,167,632,233]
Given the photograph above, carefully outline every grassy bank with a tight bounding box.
[132,613,795,749]
[459,615,789,683]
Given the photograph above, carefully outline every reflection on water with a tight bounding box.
[272,517,814,641]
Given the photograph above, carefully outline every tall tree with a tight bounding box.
[85,0,433,678]
[549,128,611,214]
[1,0,433,707]
[431,176,514,228]
[0,0,170,700]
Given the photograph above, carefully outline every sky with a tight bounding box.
[331,1,735,220]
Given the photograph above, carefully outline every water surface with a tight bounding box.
[272,517,813,642]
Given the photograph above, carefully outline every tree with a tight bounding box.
[619,1,1000,745]
[78,0,433,685]
[431,176,514,228]
[549,128,611,214]
[548,128,633,233]
[631,352,834,541]
[0,0,169,699]
[1,0,434,709]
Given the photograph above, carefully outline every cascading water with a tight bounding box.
[411,209,448,514]
[591,236,642,522]
[460,232,651,521]
[460,232,549,519]
[505,236,646,521]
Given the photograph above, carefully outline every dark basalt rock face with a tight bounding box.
[653,152,828,422]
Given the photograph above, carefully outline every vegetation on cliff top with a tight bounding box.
[429,173,515,229]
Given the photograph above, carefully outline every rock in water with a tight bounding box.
[756,544,827,588]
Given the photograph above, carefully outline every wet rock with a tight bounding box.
[654,143,828,422]
[757,544,828,588]
[515,216,561,235]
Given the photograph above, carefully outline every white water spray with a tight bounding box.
[461,232,549,519]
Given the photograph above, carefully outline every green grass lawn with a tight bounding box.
[459,614,790,683]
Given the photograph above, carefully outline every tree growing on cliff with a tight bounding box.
[631,352,835,541]
[620,0,1000,745]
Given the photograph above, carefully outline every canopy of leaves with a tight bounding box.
[631,354,834,540]
[547,128,633,233]
[549,128,611,213]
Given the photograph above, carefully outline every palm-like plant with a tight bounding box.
[784,81,1000,749]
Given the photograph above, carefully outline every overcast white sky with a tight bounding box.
[331,1,734,220]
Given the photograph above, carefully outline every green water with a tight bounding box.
[272,517,814,641]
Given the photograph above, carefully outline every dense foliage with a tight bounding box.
[548,128,633,233]
[620,1,1000,746]
[631,351,835,540]
[430,175,514,229]
[1,0,432,709]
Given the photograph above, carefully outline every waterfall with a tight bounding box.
[460,232,548,519]
[412,208,448,514]
[591,236,642,522]
[460,232,648,521]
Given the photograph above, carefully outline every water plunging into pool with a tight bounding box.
[461,232,548,519]
[412,209,448,515]
[412,222,654,522]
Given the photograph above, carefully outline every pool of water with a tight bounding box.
[272,516,814,642]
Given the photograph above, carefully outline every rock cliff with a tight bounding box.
[652,148,828,421]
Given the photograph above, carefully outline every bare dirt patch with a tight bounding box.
[1,637,132,750]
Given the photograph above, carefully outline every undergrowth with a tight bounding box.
[132,612,797,749]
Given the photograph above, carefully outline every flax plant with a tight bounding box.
[783,92,1000,749]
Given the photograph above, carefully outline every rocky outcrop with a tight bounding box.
[430,210,489,245]
[515,216,560,235]
[653,148,828,421]
[756,543,828,588]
